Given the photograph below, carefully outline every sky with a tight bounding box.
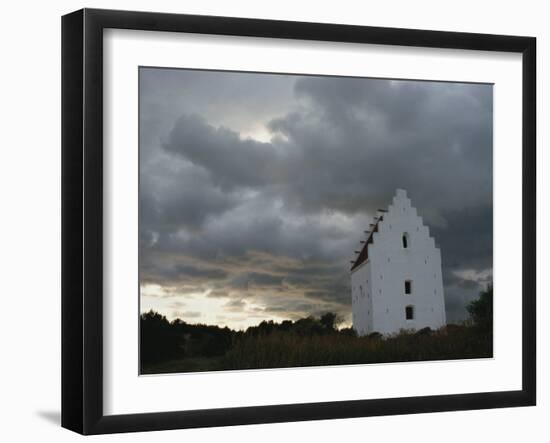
[139,67,493,330]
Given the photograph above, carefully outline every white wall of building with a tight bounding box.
[351,190,446,335]
[351,261,373,335]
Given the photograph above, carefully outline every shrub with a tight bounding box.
[467,285,493,332]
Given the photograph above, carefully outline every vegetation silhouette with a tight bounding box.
[140,286,493,374]
[466,285,493,332]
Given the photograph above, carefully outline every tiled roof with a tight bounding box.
[350,215,383,271]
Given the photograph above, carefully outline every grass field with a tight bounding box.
[141,325,492,374]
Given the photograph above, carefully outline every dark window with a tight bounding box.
[402,233,409,248]
[405,280,412,294]
[405,306,414,320]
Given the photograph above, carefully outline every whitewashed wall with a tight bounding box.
[352,190,446,335]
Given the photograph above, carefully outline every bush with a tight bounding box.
[467,286,493,332]
[140,311,182,366]
[415,327,432,336]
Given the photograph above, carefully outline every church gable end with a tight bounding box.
[350,189,446,336]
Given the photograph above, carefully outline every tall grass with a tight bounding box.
[221,326,492,370]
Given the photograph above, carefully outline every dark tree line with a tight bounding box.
[241,312,350,338]
[140,310,352,367]
[141,285,492,369]
[140,311,234,367]
[467,285,493,332]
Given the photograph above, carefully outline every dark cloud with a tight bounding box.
[270,77,492,216]
[140,69,492,325]
[139,156,238,237]
[164,114,281,190]
[223,299,247,311]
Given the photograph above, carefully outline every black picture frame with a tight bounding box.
[61,8,536,435]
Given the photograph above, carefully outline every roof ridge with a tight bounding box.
[350,213,385,271]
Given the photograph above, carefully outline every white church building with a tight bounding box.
[350,189,446,336]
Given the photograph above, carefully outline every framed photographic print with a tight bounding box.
[61,8,536,435]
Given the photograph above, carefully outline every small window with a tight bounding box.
[402,233,409,249]
[405,305,414,320]
[404,280,412,295]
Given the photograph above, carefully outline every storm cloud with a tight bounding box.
[139,68,492,329]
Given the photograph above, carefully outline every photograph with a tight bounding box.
[138,67,494,375]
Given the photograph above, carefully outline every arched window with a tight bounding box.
[405,305,414,320]
[402,233,409,249]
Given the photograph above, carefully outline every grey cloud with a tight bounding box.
[164,114,281,189]
[140,156,238,237]
[271,77,492,216]
[140,258,229,288]
[223,299,247,311]
[159,77,492,222]
[139,68,295,136]
[140,69,492,324]
[172,311,202,319]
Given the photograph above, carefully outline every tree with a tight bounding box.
[467,285,493,331]
[320,312,338,331]
[140,310,182,366]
